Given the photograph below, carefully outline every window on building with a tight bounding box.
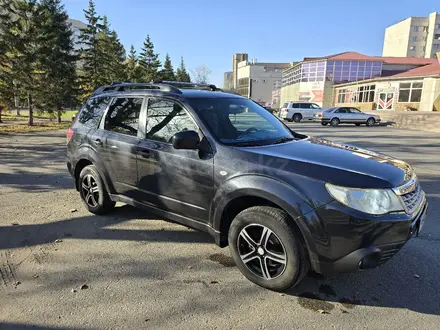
[436,24,440,29]
[435,34,440,40]
[423,26,429,32]
[434,44,440,49]
[410,46,416,51]
[398,82,423,103]
[105,97,143,137]
[146,98,198,143]
[336,84,375,104]
[412,36,417,41]
[413,26,419,32]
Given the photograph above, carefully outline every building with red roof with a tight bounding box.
[280,51,440,112]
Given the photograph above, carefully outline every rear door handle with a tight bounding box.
[137,149,150,158]
[93,138,103,146]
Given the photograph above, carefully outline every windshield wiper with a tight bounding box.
[225,140,266,147]
[273,137,295,145]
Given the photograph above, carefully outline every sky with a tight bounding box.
[63,0,439,86]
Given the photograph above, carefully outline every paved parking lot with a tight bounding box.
[0,123,439,329]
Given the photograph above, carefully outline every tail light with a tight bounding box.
[67,128,74,144]
[284,108,289,112]
[318,113,323,118]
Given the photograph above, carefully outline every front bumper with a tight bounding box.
[310,197,428,275]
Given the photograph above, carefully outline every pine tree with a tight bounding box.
[160,54,175,81]
[176,57,191,82]
[0,0,42,125]
[98,15,126,84]
[35,0,77,122]
[126,45,142,82]
[138,35,161,82]
[78,0,104,99]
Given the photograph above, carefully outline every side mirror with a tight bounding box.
[171,130,200,150]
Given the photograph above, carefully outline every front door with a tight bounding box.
[136,97,214,222]
[377,93,394,110]
[94,96,145,198]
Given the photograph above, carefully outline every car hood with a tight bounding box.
[241,137,412,189]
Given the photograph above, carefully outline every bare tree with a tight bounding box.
[191,65,212,84]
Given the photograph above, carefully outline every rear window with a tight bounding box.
[78,96,111,128]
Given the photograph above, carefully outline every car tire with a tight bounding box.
[78,165,115,215]
[228,206,309,292]
[330,118,340,127]
[321,123,328,126]
[293,114,302,123]
[366,118,376,127]
[355,123,361,126]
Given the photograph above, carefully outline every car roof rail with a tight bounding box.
[152,80,219,91]
[91,82,183,96]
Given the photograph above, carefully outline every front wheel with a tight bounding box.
[78,165,115,215]
[228,206,308,291]
[366,118,376,127]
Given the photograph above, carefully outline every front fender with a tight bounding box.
[210,175,320,258]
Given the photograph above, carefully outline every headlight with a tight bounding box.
[325,183,404,215]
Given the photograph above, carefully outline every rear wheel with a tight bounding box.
[292,113,302,123]
[228,206,308,291]
[366,118,376,127]
[330,118,340,127]
[78,165,115,215]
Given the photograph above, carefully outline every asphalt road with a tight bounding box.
[0,123,439,329]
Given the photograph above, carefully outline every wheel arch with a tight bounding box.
[211,176,318,261]
[72,148,115,194]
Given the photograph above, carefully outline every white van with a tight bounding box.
[279,102,321,122]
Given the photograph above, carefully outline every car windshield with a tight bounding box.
[188,97,294,146]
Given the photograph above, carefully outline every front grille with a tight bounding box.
[378,242,405,265]
[400,182,423,214]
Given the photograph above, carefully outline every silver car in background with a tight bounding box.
[315,107,381,127]
[279,102,322,122]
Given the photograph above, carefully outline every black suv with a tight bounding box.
[67,81,428,291]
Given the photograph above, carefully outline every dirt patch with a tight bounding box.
[298,292,335,313]
[208,254,235,267]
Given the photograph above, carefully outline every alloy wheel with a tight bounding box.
[237,224,287,280]
[81,174,100,208]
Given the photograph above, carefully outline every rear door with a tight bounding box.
[93,96,145,198]
[299,103,314,119]
[334,107,348,122]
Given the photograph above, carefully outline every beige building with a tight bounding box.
[223,71,233,90]
[232,53,248,89]
[236,59,290,106]
[383,12,440,58]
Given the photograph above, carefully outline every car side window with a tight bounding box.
[291,103,299,109]
[311,104,321,109]
[104,97,143,137]
[350,108,361,113]
[146,98,199,143]
[78,96,111,128]
[335,108,346,113]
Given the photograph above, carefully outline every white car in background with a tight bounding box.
[279,102,322,122]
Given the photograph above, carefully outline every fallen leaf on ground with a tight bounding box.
[318,309,329,314]
[55,239,63,243]
[70,209,78,213]
[11,223,19,226]
[71,289,77,293]
[210,281,219,284]
[80,284,89,290]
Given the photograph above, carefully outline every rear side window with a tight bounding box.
[291,103,300,109]
[335,108,347,113]
[104,97,143,137]
[78,96,110,128]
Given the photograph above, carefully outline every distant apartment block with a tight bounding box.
[235,57,290,106]
[383,12,440,58]
[232,53,248,89]
[68,19,87,52]
[223,71,233,90]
